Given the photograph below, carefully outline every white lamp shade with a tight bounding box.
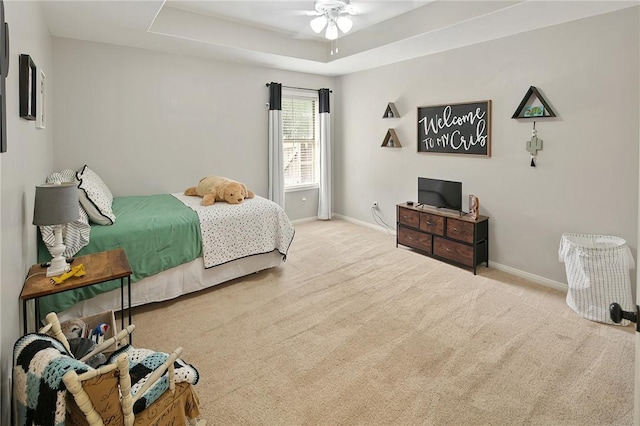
[325,21,338,40]
[336,16,353,33]
[33,183,80,226]
[310,15,327,33]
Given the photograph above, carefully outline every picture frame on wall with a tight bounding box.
[523,105,544,117]
[19,53,36,121]
[35,69,45,129]
[417,100,491,156]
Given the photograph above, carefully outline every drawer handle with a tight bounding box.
[446,248,452,252]
[426,221,432,225]
[452,227,459,231]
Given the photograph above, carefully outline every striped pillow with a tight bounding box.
[39,169,91,258]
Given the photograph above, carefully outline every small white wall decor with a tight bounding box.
[35,69,45,129]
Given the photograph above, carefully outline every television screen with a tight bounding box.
[418,177,462,211]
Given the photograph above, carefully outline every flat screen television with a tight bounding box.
[418,177,462,211]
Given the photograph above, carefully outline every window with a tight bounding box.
[282,91,318,190]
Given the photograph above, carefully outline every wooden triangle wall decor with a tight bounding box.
[382,102,400,118]
[512,86,557,119]
[381,128,402,148]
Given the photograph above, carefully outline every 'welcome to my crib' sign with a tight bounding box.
[417,100,491,156]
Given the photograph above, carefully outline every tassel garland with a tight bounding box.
[525,122,543,168]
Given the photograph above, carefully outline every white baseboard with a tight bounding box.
[328,214,568,292]
[332,213,395,234]
[293,214,392,234]
[290,217,320,226]
[489,262,568,292]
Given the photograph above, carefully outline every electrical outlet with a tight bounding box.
[372,201,378,208]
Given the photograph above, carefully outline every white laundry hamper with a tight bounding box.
[559,233,635,325]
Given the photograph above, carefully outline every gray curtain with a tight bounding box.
[317,88,331,220]
[268,82,284,208]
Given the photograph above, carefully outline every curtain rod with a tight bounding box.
[265,83,332,93]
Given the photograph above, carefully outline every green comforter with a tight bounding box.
[38,194,202,315]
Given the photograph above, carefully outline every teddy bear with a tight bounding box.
[184,176,255,206]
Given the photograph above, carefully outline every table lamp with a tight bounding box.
[33,182,80,277]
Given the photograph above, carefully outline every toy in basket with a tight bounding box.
[60,311,118,354]
[60,318,87,340]
[91,322,110,344]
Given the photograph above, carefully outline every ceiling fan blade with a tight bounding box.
[310,15,328,33]
[336,15,353,33]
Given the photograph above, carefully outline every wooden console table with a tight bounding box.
[396,203,489,274]
[20,248,132,334]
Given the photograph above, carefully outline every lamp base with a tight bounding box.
[46,260,71,277]
[46,224,70,277]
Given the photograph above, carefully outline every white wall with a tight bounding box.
[52,38,333,220]
[334,7,640,285]
[0,1,53,423]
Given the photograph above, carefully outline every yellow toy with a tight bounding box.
[50,263,86,284]
[184,176,255,206]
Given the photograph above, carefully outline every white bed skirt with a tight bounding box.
[56,251,284,322]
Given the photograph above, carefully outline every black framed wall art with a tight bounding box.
[0,0,9,152]
[417,100,491,156]
[19,53,36,121]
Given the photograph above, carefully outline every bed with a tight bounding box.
[38,191,295,321]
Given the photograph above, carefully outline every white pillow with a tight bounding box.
[39,169,91,257]
[76,165,116,225]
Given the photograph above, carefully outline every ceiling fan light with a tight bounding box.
[325,21,338,40]
[310,15,327,33]
[336,16,353,33]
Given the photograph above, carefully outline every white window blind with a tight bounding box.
[282,92,318,189]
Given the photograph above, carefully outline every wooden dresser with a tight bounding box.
[396,203,489,274]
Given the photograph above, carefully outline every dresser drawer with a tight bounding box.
[398,207,420,228]
[433,237,473,266]
[446,218,474,243]
[398,226,432,253]
[420,212,445,236]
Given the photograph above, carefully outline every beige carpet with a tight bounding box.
[131,219,634,425]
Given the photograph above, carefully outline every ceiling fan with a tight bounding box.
[307,0,357,40]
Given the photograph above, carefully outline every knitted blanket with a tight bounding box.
[106,345,200,414]
[13,333,91,426]
[13,335,199,425]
